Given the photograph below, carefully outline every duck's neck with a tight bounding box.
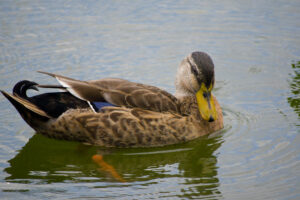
[175,87,194,100]
[175,92,200,119]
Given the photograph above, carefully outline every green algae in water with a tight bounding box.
[288,61,300,119]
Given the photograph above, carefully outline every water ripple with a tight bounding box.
[218,105,300,199]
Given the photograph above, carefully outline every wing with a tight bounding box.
[89,78,180,113]
[38,71,180,113]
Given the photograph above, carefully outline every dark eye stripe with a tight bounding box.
[188,60,198,75]
[192,66,198,75]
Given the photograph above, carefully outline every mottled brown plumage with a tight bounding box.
[37,72,180,114]
[1,51,224,147]
[38,96,223,147]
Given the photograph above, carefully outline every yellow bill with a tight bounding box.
[196,83,217,122]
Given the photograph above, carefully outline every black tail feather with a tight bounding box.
[13,80,39,98]
[37,84,66,89]
[2,80,91,130]
[1,90,50,130]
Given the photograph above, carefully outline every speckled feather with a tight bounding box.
[37,72,181,114]
[39,96,223,147]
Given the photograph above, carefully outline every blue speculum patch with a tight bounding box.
[91,102,115,112]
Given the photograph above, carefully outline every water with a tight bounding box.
[0,1,299,199]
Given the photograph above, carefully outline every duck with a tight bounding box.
[1,51,223,147]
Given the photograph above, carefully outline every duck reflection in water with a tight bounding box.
[5,133,224,198]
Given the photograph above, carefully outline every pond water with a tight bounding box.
[0,1,299,199]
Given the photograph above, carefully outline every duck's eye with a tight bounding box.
[191,66,198,76]
[188,60,198,76]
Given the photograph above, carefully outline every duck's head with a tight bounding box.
[175,51,217,122]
